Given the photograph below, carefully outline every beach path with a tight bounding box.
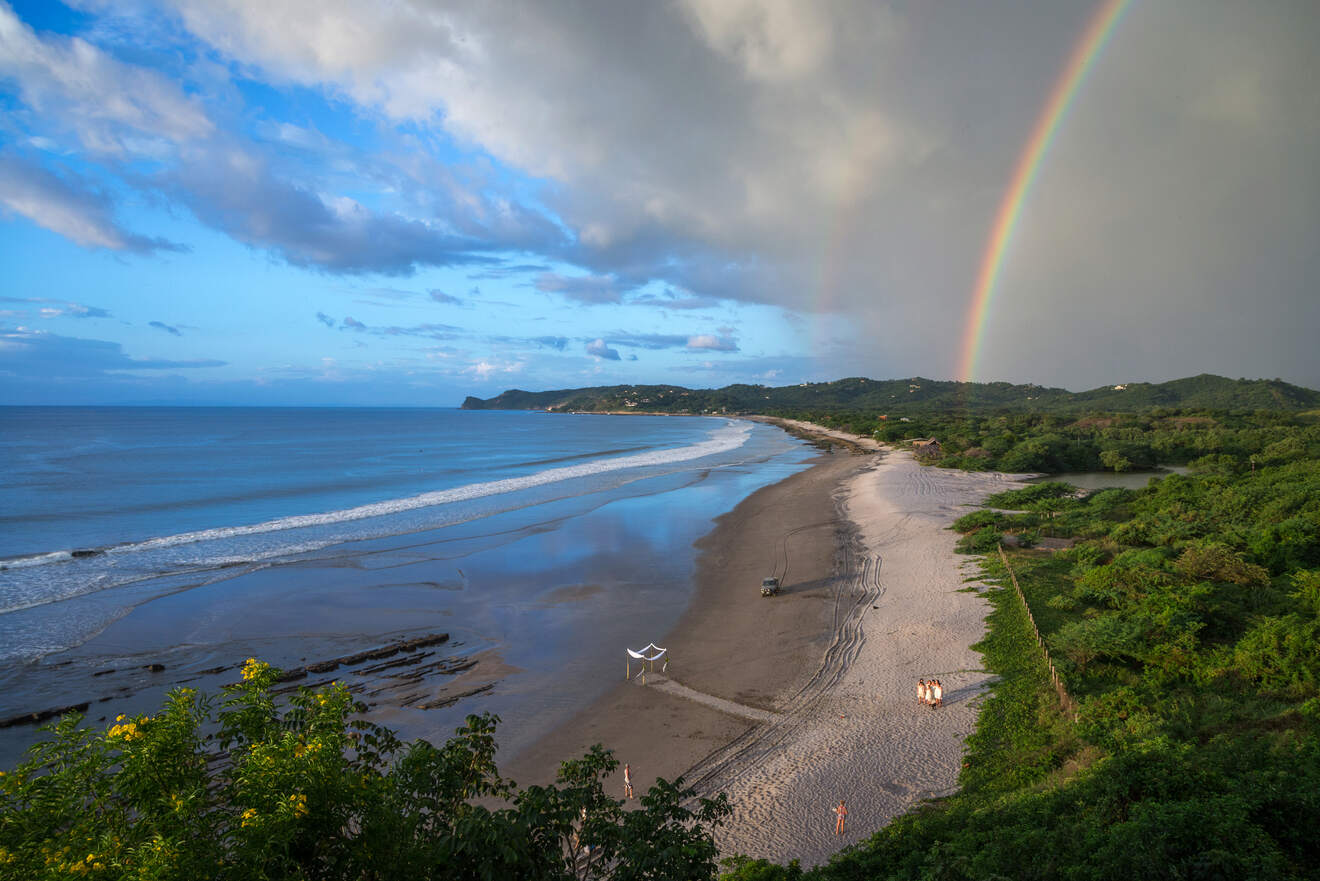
[695,445,1023,867]
[505,426,1026,870]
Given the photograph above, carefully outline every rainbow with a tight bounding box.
[958,0,1132,383]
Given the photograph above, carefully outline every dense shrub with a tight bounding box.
[955,526,1002,554]
[951,510,999,533]
[983,481,1075,509]
[0,660,729,880]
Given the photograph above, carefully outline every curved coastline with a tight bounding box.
[505,420,1029,867]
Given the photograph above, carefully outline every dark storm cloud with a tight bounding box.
[4,0,1316,389]
[164,0,1320,387]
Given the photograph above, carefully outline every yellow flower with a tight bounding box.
[108,722,143,742]
[241,658,270,681]
[288,793,308,817]
[240,808,258,827]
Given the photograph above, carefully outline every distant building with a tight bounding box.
[912,438,942,459]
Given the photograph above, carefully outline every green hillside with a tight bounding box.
[461,374,1320,415]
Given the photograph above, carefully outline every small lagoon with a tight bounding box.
[1028,466,1191,491]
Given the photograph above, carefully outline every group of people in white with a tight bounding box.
[917,678,943,708]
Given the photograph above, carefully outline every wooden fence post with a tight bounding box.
[998,545,1075,718]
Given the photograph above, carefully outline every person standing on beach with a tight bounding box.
[834,800,848,835]
[917,679,927,706]
[623,763,634,799]
[933,679,944,708]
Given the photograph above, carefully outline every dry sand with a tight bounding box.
[508,422,1027,868]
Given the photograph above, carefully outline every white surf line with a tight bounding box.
[640,676,783,724]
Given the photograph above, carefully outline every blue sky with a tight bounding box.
[2,0,1317,405]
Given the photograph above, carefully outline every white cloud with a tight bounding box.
[3,0,1316,389]
[464,358,524,379]
[585,338,621,361]
[687,334,738,352]
[0,154,181,251]
[0,2,212,155]
[0,296,111,319]
[678,0,837,83]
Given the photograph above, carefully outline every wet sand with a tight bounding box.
[504,450,868,791]
[509,423,1028,868]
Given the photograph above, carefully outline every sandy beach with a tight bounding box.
[509,420,1025,867]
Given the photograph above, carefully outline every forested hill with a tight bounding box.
[460,374,1320,415]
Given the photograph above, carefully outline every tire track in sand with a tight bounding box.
[683,528,883,793]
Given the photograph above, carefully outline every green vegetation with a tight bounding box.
[724,419,1320,880]
[836,407,1318,475]
[0,658,728,880]
[11,390,1320,879]
[461,374,1320,417]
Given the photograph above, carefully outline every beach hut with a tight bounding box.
[913,438,942,459]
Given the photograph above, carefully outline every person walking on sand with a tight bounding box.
[933,679,944,708]
[834,800,848,835]
[623,763,634,799]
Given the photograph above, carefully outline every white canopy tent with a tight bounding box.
[626,643,667,680]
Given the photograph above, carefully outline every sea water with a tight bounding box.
[0,407,811,758]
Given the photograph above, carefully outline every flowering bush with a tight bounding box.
[0,661,728,880]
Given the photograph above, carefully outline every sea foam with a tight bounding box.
[1,420,751,572]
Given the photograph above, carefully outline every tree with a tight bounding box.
[0,660,729,881]
[1100,449,1133,473]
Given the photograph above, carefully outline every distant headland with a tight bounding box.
[461,373,1320,415]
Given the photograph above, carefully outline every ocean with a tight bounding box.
[0,406,811,762]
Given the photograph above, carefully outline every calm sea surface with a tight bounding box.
[0,407,811,760]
